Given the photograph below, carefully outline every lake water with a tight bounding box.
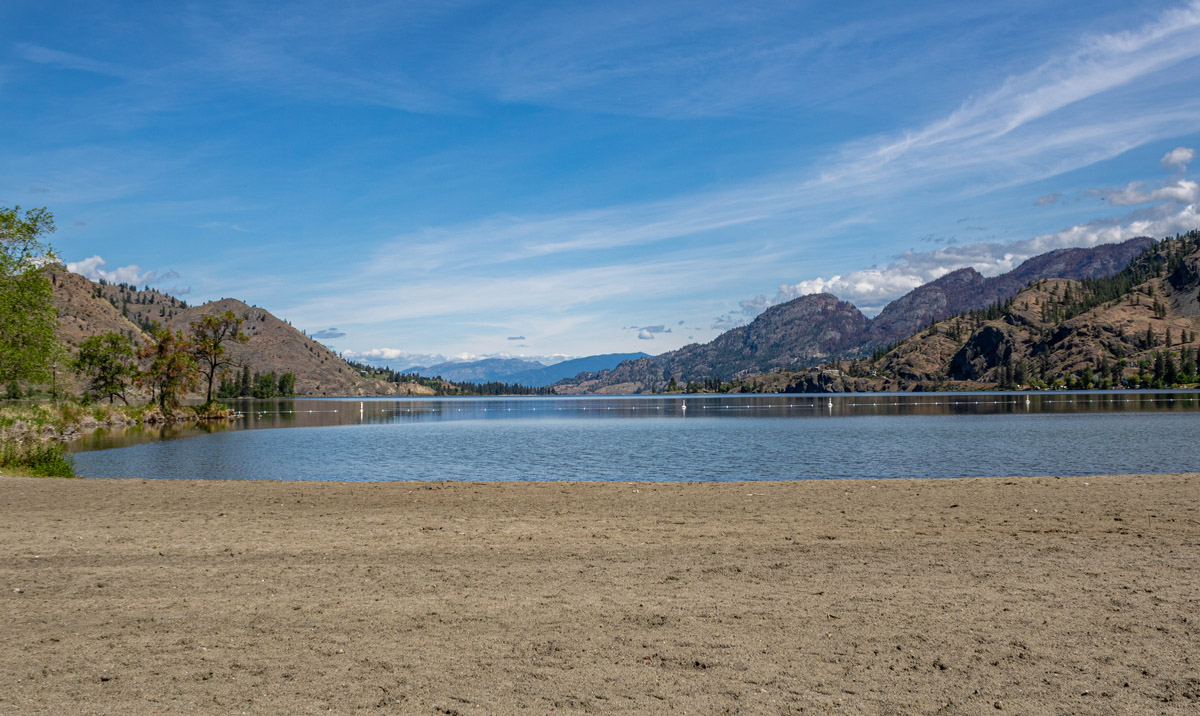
[67,392,1200,481]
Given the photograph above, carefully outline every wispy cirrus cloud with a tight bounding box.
[369,2,1200,275]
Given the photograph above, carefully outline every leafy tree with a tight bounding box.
[73,332,136,403]
[189,310,249,403]
[0,206,59,385]
[253,370,278,399]
[239,364,252,397]
[138,328,198,411]
[277,372,296,396]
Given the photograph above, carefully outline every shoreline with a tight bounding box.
[3,473,1198,714]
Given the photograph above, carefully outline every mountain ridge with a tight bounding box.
[554,237,1156,394]
[740,231,1200,393]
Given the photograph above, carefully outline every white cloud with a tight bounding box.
[752,199,1200,317]
[775,269,930,313]
[1092,179,1199,206]
[635,325,672,340]
[1162,146,1196,171]
[341,348,575,367]
[66,254,179,287]
[341,348,447,366]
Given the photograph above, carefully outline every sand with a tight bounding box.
[1,474,1198,715]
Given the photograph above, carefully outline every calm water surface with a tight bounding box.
[69,392,1200,481]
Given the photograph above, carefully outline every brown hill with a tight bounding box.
[48,269,431,398]
[47,267,150,352]
[166,299,432,397]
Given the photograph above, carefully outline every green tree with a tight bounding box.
[189,310,249,404]
[239,365,252,397]
[0,206,59,385]
[216,376,239,399]
[277,372,296,396]
[73,332,136,403]
[253,371,278,399]
[138,328,198,411]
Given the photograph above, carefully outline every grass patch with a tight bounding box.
[0,440,76,478]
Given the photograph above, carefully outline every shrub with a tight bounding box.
[0,440,76,478]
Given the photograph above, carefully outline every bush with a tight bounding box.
[0,440,76,478]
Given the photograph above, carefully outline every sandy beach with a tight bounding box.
[2,474,1198,715]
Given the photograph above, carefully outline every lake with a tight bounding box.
[66,391,1200,481]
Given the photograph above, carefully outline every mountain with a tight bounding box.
[867,238,1156,346]
[405,353,652,386]
[48,269,431,397]
[557,294,868,394]
[554,237,1156,394]
[497,353,650,387]
[410,357,546,384]
[740,231,1200,393]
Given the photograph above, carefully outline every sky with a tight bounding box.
[4,1,1200,368]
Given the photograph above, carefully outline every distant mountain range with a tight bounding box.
[48,233,1172,398]
[554,237,1155,393]
[407,353,650,386]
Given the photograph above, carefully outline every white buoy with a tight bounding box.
[827,399,833,409]
[681,401,687,412]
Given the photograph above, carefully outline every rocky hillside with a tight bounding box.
[867,237,1154,346]
[47,268,149,352]
[743,231,1200,393]
[555,237,1155,393]
[558,293,867,394]
[48,269,430,397]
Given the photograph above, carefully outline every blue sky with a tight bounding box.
[4,1,1200,367]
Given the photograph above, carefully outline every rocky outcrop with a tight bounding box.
[948,325,1020,381]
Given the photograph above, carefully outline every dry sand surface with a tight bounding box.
[2,474,1198,715]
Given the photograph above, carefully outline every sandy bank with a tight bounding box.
[2,474,1198,714]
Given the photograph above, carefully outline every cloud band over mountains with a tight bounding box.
[720,148,1200,324]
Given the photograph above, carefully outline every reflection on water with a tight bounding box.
[69,391,1200,481]
[69,391,1200,452]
